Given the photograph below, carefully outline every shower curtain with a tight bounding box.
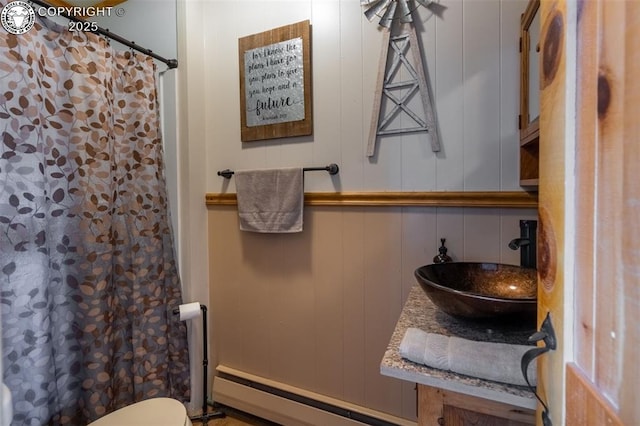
[0,15,190,425]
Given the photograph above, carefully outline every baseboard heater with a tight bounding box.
[213,365,416,426]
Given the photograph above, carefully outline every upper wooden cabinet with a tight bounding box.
[519,0,540,188]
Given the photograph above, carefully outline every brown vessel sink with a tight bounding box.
[414,262,537,319]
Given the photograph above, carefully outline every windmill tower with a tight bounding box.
[362,0,441,157]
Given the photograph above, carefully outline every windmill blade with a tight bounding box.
[416,0,446,18]
[378,0,397,28]
[397,0,413,23]
[364,0,391,22]
[423,1,447,18]
[415,0,433,7]
[363,0,438,28]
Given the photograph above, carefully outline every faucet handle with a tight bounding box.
[512,220,537,269]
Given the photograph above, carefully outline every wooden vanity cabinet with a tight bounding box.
[519,0,540,189]
[417,384,535,426]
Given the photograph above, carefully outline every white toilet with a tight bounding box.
[88,398,193,426]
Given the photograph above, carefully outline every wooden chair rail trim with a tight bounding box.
[205,191,538,208]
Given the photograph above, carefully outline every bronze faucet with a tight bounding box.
[509,220,537,269]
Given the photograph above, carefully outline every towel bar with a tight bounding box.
[217,163,339,179]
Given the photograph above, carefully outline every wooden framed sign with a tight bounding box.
[238,20,312,142]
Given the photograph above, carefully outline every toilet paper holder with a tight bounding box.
[173,303,226,424]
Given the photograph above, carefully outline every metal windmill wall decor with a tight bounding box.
[362,0,441,157]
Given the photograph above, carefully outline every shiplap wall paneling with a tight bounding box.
[204,0,242,175]
[266,231,316,389]
[310,208,345,398]
[341,208,367,406]
[463,208,502,262]
[305,2,341,192]
[208,207,243,373]
[463,0,502,190]
[362,208,404,413]
[337,3,366,192]
[400,208,437,302]
[400,208,438,418]
[434,0,465,190]
[208,206,536,420]
[205,1,524,193]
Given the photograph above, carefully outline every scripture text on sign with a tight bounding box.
[244,37,304,127]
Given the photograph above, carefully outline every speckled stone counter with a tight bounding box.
[381,285,537,410]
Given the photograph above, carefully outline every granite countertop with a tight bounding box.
[380,285,537,410]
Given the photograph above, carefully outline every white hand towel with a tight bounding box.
[235,168,304,233]
[399,328,536,387]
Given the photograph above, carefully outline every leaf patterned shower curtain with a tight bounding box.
[0,14,190,425]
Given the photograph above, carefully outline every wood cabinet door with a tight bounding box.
[443,406,532,426]
[417,384,535,426]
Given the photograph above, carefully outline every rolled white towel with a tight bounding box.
[399,327,536,387]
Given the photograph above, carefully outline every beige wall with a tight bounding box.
[175,0,535,420]
[208,205,536,420]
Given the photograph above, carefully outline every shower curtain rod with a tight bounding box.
[29,0,178,69]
